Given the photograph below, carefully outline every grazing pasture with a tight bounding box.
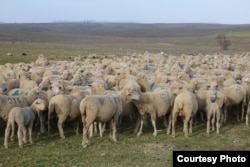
[0,23,250,167]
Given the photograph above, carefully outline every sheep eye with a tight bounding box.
[59,87,62,90]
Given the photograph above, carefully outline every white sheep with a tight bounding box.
[132,89,173,137]
[0,87,41,122]
[48,90,89,139]
[80,88,140,148]
[17,70,38,90]
[171,84,198,138]
[206,90,221,134]
[4,99,46,148]
[0,79,20,95]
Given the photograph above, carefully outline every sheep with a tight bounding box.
[206,90,221,134]
[171,84,198,138]
[132,89,173,137]
[4,99,46,148]
[0,87,41,122]
[216,84,246,122]
[0,79,20,95]
[80,88,140,148]
[17,70,38,90]
[48,90,89,139]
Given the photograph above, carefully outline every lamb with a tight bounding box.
[206,90,221,134]
[171,84,198,138]
[80,88,140,148]
[48,90,89,139]
[4,99,46,148]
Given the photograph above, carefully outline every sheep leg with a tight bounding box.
[88,123,93,138]
[99,122,105,137]
[150,113,157,137]
[200,110,205,122]
[109,119,117,142]
[94,122,98,134]
[134,112,141,134]
[137,115,144,136]
[17,127,23,148]
[189,117,193,134]
[207,112,211,135]
[39,112,46,133]
[246,114,249,128]
[224,107,228,123]
[57,115,67,139]
[21,125,28,144]
[82,124,91,148]
[241,102,245,121]
[183,117,189,138]
[206,120,210,135]
[10,121,15,141]
[216,110,220,134]
[4,124,11,148]
[211,113,215,132]
[220,107,225,126]
[151,119,157,137]
[73,119,79,136]
[166,113,172,135]
[82,115,94,148]
[28,123,33,144]
[171,113,177,138]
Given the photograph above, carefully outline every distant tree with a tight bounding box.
[215,34,231,50]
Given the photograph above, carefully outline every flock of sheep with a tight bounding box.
[0,52,250,148]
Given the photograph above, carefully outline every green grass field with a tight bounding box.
[0,23,250,166]
[0,119,249,167]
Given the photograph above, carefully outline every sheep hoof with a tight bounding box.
[19,145,23,148]
[82,144,88,148]
[10,138,14,141]
[4,145,8,149]
[153,133,157,137]
[172,135,175,138]
[136,132,142,137]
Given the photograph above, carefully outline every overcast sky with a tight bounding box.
[0,0,249,24]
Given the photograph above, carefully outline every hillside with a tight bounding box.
[0,23,250,44]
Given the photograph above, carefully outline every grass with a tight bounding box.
[0,23,250,166]
[0,118,249,167]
